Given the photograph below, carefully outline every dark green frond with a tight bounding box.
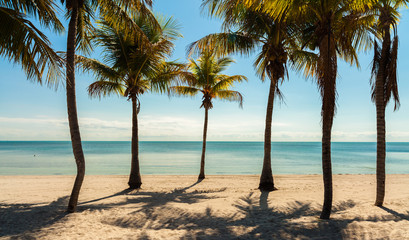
[386,35,400,110]
[370,39,381,103]
[290,49,318,79]
[187,32,259,57]
[2,0,64,32]
[0,7,62,87]
[88,80,125,99]
[75,2,95,54]
[75,54,121,82]
[149,61,186,94]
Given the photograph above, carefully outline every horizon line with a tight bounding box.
[1,140,408,143]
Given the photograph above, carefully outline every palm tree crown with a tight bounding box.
[170,51,246,109]
[82,14,182,100]
[370,0,405,110]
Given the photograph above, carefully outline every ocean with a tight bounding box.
[0,141,408,175]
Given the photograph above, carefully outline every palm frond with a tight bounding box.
[0,7,62,88]
[168,86,201,97]
[187,32,259,57]
[75,54,121,82]
[156,14,183,40]
[2,0,64,32]
[97,1,153,49]
[216,57,236,72]
[111,0,159,30]
[177,71,199,86]
[290,49,318,79]
[88,80,125,99]
[214,90,243,108]
[75,2,95,54]
[149,61,186,94]
[385,35,400,110]
[370,39,381,103]
[212,74,247,92]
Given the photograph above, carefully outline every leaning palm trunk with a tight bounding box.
[375,30,390,207]
[67,5,86,213]
[128,95,142,189]
[319,33,336,220]
[199,107,209,180]
[259,78,276,191]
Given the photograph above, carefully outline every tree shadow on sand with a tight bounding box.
[79,179,225,210]
[0,179,213,238]
[85,188,226,210]
[378,206,409,221]
[79,179,205,207]
[101,191,409,239]
[2,180,409,239]
[79,188,133,205]
[0,197,69,237]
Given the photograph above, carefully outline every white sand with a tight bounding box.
[1,175,409,239]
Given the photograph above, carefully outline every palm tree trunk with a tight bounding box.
[199,107,209,180]
[66,4,86,213]
[375,29,390,207]
[375,78,386,206]
[320,108,333,219]
[259,78,275,191]
[319,30,336,220]
[128,95,142,189]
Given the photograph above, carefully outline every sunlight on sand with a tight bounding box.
[1,175,409,239]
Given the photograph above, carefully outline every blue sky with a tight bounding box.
[1,0,409,142]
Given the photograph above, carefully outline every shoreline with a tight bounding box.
[1,175,409,239]
[1,173,408,177]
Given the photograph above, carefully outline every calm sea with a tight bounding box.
[0,141,408,175]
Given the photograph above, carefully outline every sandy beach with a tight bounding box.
[1,174,408,239]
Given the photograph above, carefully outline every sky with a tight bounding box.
[1,0,409,142]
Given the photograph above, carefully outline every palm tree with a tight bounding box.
[62,0,158,212]
[77,13,183,189]
[0,0,63,85]
[170,51,246,180]
[370,0,407,207]
[189,1,302,190]
[260,0,373,219]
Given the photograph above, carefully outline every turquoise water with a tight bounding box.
[0,141,408,175]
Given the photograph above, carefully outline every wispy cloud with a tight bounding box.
[0,117,66,125]
[80,118,130,130]
[0,116,408,141]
